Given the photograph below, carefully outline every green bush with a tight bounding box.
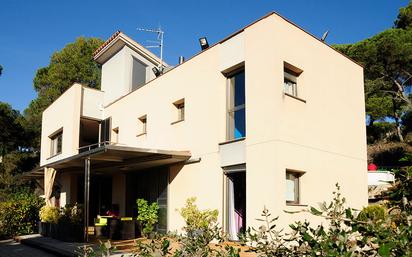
[136,198,159,236]
[179,197,218,233]
[357,205,387,222]
[0,190,44,239]
[39,205,60,224]
[59,203,83,224]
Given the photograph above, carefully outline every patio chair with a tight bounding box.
[94,216,108,238]
[120,217,135,240]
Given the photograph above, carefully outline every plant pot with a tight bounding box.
[39,222,49,237]
[109,218,121,240]
[120,220,135,240]
[50,223,59,239]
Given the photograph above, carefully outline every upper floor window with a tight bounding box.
[137,115,147,136]
[227,69,245,140]
[50,129,63,157]
[283,62,303,98]
[172,99,185,124]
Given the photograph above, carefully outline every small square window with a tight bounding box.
[138,115,147,136]
[283,62,303,98]
[49,129,63,157]
[286,170,304,205]
[172,99,185,124]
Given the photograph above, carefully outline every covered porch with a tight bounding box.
[37,143,191,242]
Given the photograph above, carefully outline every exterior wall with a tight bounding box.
[103,13,367,232]
[112,173,126,216]
[81,87,104,120]
[40,84,82,166]
[41,13,367,232]
[243,14,367,229]
[101,46,158,106]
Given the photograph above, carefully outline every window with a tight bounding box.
[138,115,147,136]
[286,170,303,204]
[50,130,63,157]
[283,62,303,98]
[227,69,245,140]
[172,99,185,124]
[100,117,111,143]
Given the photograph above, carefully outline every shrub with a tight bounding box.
[136,198,159,236]
[357,205,387,222]
[179,197,219,233]
[0,190,44,239]
[59,203,83,224]
[39,205,60,224]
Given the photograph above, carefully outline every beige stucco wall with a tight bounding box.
[81,87,104,120]
[103,13,367,232]
[41,13,367,233]
[40,84,82,166]
[101,46,158,106]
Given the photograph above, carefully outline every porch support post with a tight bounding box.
[84,157,91,242]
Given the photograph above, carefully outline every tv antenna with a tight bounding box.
[136,26,164,68]
[321,30,329,42]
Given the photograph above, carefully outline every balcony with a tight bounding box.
[40,84,104,166]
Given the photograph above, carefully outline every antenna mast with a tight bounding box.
[136,27,164,68]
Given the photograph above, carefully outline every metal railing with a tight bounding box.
[78,141,112,153]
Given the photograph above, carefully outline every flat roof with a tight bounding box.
[24,144,191,178]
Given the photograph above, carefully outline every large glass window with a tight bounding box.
[227,70,245,140]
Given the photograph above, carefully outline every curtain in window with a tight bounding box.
[227,177,239,241]
[44,167,57,206]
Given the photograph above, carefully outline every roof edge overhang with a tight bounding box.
[23,144,191,178]
[93,31,166,66]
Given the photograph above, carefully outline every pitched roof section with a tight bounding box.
[93,31,166,66]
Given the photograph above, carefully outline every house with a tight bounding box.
[35,12,368,241]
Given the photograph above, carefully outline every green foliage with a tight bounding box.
[23,37,103,149]
[133,235,171,257]
[0,190,44,239]
[179,197,219,232]
[77,240,117,257]
[382,154,412,211]
[395,0,412,29]
[357,205,387,222]
[0,102,28,155]
[334,13,412,142]
[137,198,159,236]
[39,205,60,224]
[59,203,83,224]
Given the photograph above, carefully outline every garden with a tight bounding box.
[79,162,412,257]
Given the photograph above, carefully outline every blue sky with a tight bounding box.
[0,0,409,112]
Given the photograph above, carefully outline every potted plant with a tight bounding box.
[39,205,60,237]
[57,203,83,242]
[136,198,159,238]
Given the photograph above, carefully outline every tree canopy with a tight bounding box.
[334,13,412,143]
[395,0,412,29]
[23,37,103,149]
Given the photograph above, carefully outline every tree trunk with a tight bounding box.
[394,112,404,142]
[391,98,404,142]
